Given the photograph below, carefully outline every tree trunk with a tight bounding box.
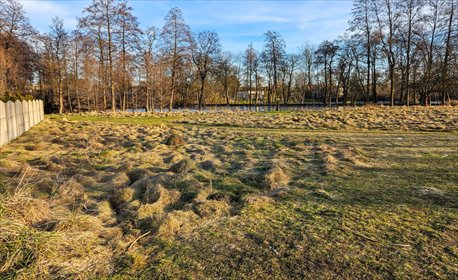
[107,11,115,112]
[198,76,205,110]
[389,65,395,106]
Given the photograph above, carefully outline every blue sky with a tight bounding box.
[19,0,354,53]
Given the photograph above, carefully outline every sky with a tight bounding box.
[19,0,354,53]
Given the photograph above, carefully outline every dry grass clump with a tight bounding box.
[163,150,185,164]
[265,163,290,190]
[53,178,85,203]
[337,147,370,168]
[73,174,97,188]
[111,187,135,209]
[45,161,63,172]
[127,168,153,182]
[0,187,51,226]
[156,210,199,238]
[53,213,105,233]
[0,188,116,279]
[96,201,117,224]
[136,184,180,229]
[169,158,194,174]
[193,190,232,218]
[143,183,168,204]
[0,158,25,172]
[242,195,274,210]
[129,178,152,199]
[193,200,231,218]
[166,133,185,147]
[108,172,130,187]
[317,144,338,173]
[116,162,134,172]
[0,220,60,276]
[24,142,48,151]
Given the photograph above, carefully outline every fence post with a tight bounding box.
[0,102,7,146]
[6,101,17,141]
[15,100,24,136]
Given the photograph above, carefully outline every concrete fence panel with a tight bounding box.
[23,101,30,131]
[34,100,39,125]
[39,100,44,121]
[30,100,35,126]
[27,100,34,127]
[0,99,44,147]
[31,100,36,126]
[38,100,42,121]
[6,101,17,141]
[15,100,24,136]
[0,102,7,146]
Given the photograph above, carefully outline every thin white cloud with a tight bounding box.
[19,0,85,31]
[17,0,353,52]
[20,0,68,15]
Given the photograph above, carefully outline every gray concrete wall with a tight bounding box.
[0,100,44,147]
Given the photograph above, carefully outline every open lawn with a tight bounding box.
[0,107,457,279]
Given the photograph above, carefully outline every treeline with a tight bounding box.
[0,0,457,113]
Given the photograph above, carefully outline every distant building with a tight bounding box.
[236,90,265,101]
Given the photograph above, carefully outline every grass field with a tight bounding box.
[0,106,457,279]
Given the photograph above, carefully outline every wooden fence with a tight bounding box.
[0,100,44,147]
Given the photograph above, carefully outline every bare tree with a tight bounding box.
[0,0,36,97]
[243,43,257,105]
[349,0,373,103]
[116,0,140,111]
[191,31,221,110]
[216,51,235,105]
[263,30,286,104]
[69,30,85,112]
[336,38,355,105]
[49,17,68,114]
[285,54,299,103]
[161,7,191,111]
[301,44,316,103]
[141,26,158,112]
[315,40,339,105]
[374,0,399,106]
[440,0,456,104]
[399,0,423,105]
[80,0,119,112]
